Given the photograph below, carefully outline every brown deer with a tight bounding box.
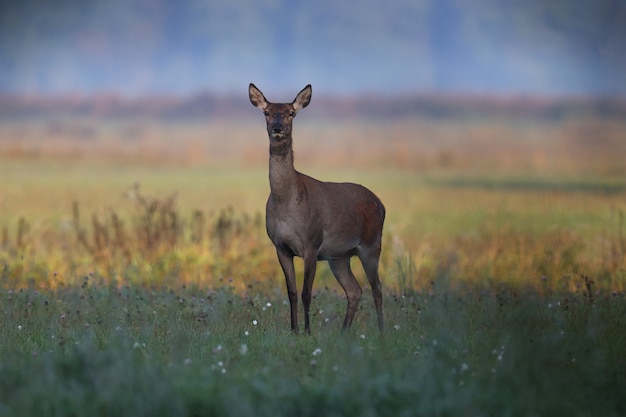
[248,83,386,333]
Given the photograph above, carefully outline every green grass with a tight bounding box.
[1,278,625,416]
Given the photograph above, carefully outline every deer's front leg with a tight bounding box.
[301,252,318,334]
[276,248,298,332]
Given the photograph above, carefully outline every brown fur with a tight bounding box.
[249,83,385,333]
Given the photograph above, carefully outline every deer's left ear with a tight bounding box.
[249,83,269,110]
[292,84,312,112]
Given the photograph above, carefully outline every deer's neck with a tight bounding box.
[268,138,298,201]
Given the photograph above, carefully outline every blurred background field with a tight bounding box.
[1,102,625,291]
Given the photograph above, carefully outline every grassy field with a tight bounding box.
[1,116,626,416]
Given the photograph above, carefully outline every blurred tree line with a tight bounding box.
[0,0,624,95]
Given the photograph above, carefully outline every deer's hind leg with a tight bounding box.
[329,257,362,329]
[358,248,384,332]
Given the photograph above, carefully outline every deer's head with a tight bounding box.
[249,84,312,143]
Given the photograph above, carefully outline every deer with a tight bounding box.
[248,83,386,334]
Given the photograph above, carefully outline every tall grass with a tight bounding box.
[2,180,624,293]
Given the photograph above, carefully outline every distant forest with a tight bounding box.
[0,0,624,95]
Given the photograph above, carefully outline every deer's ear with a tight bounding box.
[249,83,268,110]
[292,84,312,112]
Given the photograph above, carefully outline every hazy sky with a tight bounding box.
[0,0,624,96]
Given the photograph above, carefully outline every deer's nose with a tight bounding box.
[271,123,284,133]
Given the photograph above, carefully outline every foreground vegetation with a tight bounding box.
[1,275,625,416]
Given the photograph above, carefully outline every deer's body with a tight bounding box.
[249,83,385,333]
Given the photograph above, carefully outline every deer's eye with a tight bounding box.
[289,111,296,117]
[263,111,269,116]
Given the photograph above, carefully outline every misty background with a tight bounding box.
[1,0,625,97]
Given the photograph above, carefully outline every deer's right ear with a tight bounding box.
[249,83,268,110]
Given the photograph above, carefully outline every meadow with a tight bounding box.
[1,113,626,416]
